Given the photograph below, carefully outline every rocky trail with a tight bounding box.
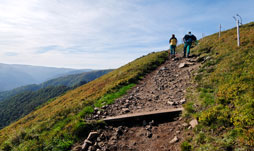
[73,54,202,151]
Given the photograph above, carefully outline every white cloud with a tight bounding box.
[0,0,253,69]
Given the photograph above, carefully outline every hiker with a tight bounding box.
[169,34,178,57]
[183,32,197,58]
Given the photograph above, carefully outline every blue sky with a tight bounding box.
[0,0,253,69]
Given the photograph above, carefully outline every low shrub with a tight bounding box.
[181,141,192,151]
[199,105,231,127]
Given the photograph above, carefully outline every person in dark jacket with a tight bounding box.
[183,32,197,58]
[169,34,178,57]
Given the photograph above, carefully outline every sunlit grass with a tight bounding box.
[183,22,254,150]
[94,83,135,107]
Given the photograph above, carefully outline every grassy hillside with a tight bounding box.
[182,22,254,150]
[0,51,168,150]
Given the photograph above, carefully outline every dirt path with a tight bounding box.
[73,55,201,151]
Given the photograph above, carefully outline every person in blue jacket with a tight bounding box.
[183,32,197,58]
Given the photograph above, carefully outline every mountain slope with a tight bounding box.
[0,70,112,102]
[0,63,91,92]
[0,70,112,130]
[181,22,254,150]
[0,51,168,150]
[41,70,112,88]
[0,86,69,129]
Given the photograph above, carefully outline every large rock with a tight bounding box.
[122,108,130,113]
[169,136,179,144]
[186,62,194,65]
[87,132,99,141]
[72,145,82,151]
[179,63,187,68]
[160,67,168,70]
[94,107,99,112]
[116,126,124,136]
[82,139,93,151]
[186,58,196,62]
[101,105,108,109]
[98,142,105,148]
[88,146,96,151]
[167,101,176,105]
[189,119,198,128]
[146,131,153,138]
[182,123,189,128]
[123,103,130,108]
[109,136,117,145]
[145,125,152,131]
[175,130,181,134]
[180,99,186,104]
[179,62,194,68]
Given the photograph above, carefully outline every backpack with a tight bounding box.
[191,35,197,41]
[184,34,196,43]
[170,38,177,45]
[183,35,190,43]
[186,37,192,43]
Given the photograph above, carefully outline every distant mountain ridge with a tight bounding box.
[0,69,113,102]
[0,63,92,92]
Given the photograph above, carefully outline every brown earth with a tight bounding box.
[73,54,201,151]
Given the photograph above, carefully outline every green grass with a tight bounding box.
[77,106,94,118]
[183,22,254,150]
[94,83,135,107]
[181,141,192,151]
